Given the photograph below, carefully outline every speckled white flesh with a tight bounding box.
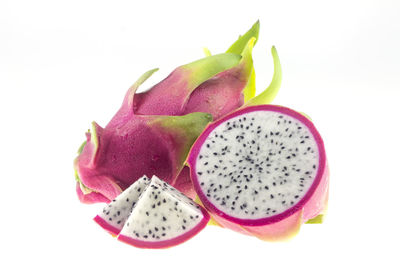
[98,176,150,229]
[119,176,204,241]
[195,111,319,220]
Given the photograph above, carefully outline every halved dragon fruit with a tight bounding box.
[94,176,150,235]
[187,105,329,241]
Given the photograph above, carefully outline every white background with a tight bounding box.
[1,0,399,266]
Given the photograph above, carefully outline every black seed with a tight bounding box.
[143,235,148,239]
[126,198,129,202]
[182,225,186,230]
[270,194,274,199]
[162,216,167,221]
[146,212,149,216]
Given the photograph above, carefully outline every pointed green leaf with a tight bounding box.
[226,20,260,54]
[243,69,256,102]
[203,47,212,56]
[227,21,260,101]
[126,68,159,106]
[245,46,282,106]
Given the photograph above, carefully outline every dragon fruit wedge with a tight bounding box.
[187,105,329,241]
[74,70,213,204]
[95,175,210,249]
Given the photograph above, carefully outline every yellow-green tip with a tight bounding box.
[245,46,282,106]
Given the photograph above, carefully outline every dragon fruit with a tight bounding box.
[95,175,210,249]
[94,176,151,235]
[74,69,213,203]
[187,105,329,241]
[118,176,210,248]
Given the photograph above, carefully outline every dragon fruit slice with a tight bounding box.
[117,176,210,249]
[187,105,329,241]
[94,176,150,235]
[74,70,213,203]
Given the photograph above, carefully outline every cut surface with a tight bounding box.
[189,105,326,225]
[118,176,209,248]
[94,176,150,235]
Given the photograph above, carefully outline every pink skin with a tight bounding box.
[75,117,199,202]
[173,167,196,200]
[76,183,110,204]
[188,105,329,240]
[117,208,210,249]
[132,69,191,116]
[75,106,211,203]
[183,67,247,121]
[93,215,121,236]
